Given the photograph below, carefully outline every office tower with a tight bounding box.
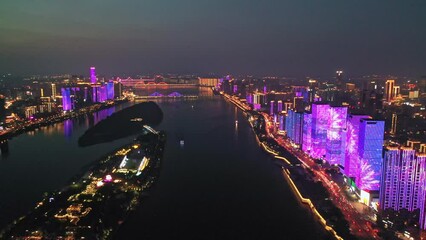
[345,114,371,179]
[279,114,285,131]
[285,110,303,147]
[61,88,72,111]
[284,102,293,112]
[380,146,423,211]
[114,79,123,99]
[270,101,275,115]
[324,83,337,102]
[311,103,330,159]
[51,83,57,99]
[308,79,319,89]
[409,90,419,99]
[25,106,37,119]
[91,85,98,103]
[97,85,107,102]
[326,106,348,166]
[302,112,312,153]
[90,67,97,84]
[346,83,355,91]
[233,85,238,94]
[390,113,397,135]
[277,100,283,113]
[285,111,294,140]
[293,97,305,112]
[358,119,385,191]
[107,81,115,100]
[393,86,400,98]
[385,80,395,102]
[336,70,343,88]
[40,88,44,97]
[253,92,265,111]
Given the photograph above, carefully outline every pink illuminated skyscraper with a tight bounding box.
[310,103,330,159]
[302,112,312,153]
[326,106,348,166]
[90,67,97,84]
[357,119,384,191]
[345,114,371,178]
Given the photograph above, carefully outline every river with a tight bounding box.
[0,87,328,239]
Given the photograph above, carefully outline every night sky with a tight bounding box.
[1,0,425,77]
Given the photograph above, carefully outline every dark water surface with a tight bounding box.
[0,88,327,239]
[118,96,327,239]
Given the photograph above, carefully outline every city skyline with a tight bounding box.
[1,1,426,76]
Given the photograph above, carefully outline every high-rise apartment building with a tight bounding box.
[61,88,72,111]
[380,146,423,211]
[90,67,97,84]
[385,80,395,102]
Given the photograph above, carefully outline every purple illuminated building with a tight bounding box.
[302,112,312,153]
[380,146,423,211]
[345,115,371,179]
[270,101,275,115]
[311,103,330,159]
[357,119,384,191]
[326,106,348,166]
[277,100,283,113]
[92,86,98,103]
[61,88,72,111]
[98,85,107,102]
[279,114,285,131]
[418,153,426,230]
[246,94,253,105]
[90,67,97,84]
[107,81,115,100]
[285,109,303,147]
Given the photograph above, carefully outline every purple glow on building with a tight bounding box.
[107,81,115,100]
[98,85,107,102]
[233,85,238,93]
[246,94,253,104]
[277,100,283,113]
[253,103,261,111]
[90,67,97,84]
[302,112,312,153]
[61,88,72,111]
[326,106,347,165]
[344,115,370,179]
[270,101,275,115]
[358,119,384,191]
[380,147,422,211]
[285,110,303,146]
[263,85,267,94]
[418,154,426,230]
[279,115,284,131]
[310,103,330,159]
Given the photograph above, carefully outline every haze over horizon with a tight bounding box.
[1,0,425,77]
